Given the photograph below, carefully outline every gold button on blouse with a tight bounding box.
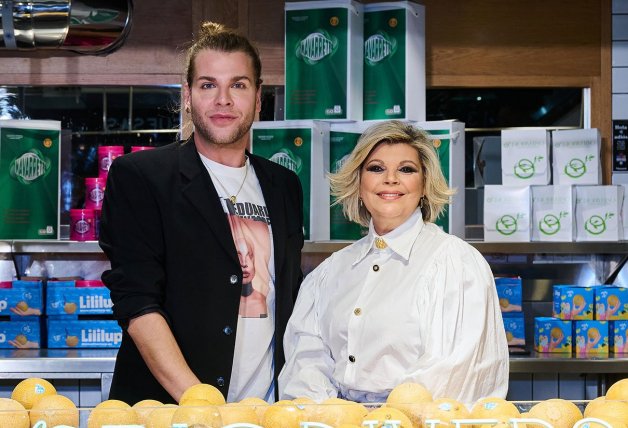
[374,237,387,249]
[354,308,362,316]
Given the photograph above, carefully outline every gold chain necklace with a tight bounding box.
[206,157,249,204]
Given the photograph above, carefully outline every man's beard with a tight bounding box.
[191,108,254,146]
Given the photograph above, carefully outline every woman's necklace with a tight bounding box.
[206,157,249,204]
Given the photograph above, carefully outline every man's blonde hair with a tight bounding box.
[329,120,455,227]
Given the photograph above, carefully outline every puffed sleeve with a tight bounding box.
[99,155,167,327]
[278,257,338,400]
[405,238,509,407]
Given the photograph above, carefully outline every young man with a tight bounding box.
[99,22,304,404]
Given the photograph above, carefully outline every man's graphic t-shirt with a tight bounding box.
[200,155,276,402]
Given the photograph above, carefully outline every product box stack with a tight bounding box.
[0,120,61,240]
[251,121,331,240]
[256,1,434,240]
[45,279,121,348]
[495,277,525,350]
[485,128,625,242]
[534,284,628,355]
[0,280,43,349]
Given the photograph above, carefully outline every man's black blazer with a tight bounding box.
[99,136,304,404]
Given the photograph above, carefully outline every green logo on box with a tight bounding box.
[496,214,518,235]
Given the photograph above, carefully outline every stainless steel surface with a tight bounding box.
[510,352,628,373]
[1,240,625,255]
[0,349,626,375]
[0,349,116,372]
[303,241,628,254]
[0,0,132,54]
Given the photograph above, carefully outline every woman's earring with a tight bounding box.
[185,106,190,113]
[359,197,363,208]
[419,196,425,209]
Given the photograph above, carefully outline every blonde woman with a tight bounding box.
[279,120,508,407]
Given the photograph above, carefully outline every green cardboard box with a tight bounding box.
[251,121,330,240]
[364,1,425,121]
[0,120,60,239]
[285,0,363,121]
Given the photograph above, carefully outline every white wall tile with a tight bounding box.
[613,15,628,40]
[613,93,628,119]
[613,41,628,66]
[613,67,628,92]
[614,0,628,13]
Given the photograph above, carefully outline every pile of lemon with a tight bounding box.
[0,377,626,427]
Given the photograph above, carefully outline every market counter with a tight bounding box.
[1,350,627,402]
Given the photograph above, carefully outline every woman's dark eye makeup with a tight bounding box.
[365,163,418,173]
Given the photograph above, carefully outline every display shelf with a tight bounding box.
[0,240,102,254]
[0,349,116,374]
[510,352,628,373]
[2,240,625,255]
[1,349,625,375]
[303,240,628,254]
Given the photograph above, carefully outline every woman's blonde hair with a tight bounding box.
[329,120,455,227]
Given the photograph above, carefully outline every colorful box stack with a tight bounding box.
[535,284,628,354]
[0,280,43,349]
[495,277,525,348]
[45,279,121,349]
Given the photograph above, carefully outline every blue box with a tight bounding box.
[534,317,572,353]
[553,285,595,320]
[46,280,113,316]
[47,319,121,348]
[595,286,628,320]
[495,277,522,312]
[503,312,525,346]
[574,320,609,356]
[610,320,628,354]
[0,320,40,348]
[0,280,43,318]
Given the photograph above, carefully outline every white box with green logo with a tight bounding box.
[251,121,330,240]
[501,129,551,186]
[531,185,575,242]
[552,128,602,185]
[484,185,531,242]
[575,185,624,242]
[363,1,425,121]
[285,0,363,121]
[418,120,465,238]
[0,120,60,239]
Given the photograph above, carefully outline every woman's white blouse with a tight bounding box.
[278,209,509,407]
